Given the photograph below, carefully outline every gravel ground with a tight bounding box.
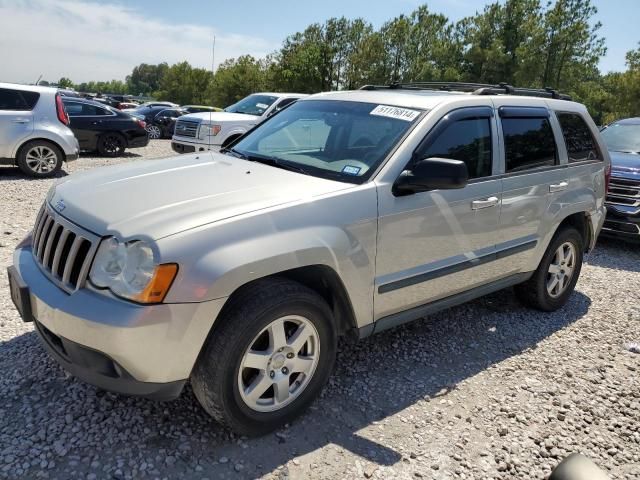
[0,140,639,479]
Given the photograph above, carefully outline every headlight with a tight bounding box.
[200,124,221,137]
[89,237,177,304]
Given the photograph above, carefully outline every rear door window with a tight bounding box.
[0,88,40,110]
[556,113,601,162]
[501,117,557,172]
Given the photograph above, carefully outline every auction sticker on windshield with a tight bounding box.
[370,105,420,122]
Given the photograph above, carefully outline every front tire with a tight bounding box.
[17,140,63,178]
[515,227,584,311]
[191,278,337,436]
[97,132,126,157]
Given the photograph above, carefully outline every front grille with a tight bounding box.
[31,205,98,293]
[174,119,199,138]
[606,177,640,211]
[602,219,640,235]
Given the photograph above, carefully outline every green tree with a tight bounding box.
[155,62,213,105]
[57,77,74,88]
[208,55,267,107]
[126,63,169,96]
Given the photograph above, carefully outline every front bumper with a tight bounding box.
[11,246,227,398]
[171,138,220,154]
[602,205,640,242]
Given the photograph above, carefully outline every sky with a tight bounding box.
[0,0,638,85]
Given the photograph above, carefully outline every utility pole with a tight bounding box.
[212,35,216,75]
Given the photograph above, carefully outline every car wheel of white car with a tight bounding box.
[17,140,63,178]
[191,277,337,436]
[146,125,162,139]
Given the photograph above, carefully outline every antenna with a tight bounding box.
[208,35,216,153]
[35,74,42,86]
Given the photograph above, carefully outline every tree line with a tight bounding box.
[49,0,639,124]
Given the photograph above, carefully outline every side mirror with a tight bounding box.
[394,157,468,196]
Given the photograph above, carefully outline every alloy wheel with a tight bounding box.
[103,135,123,155]
[546,241,576,298]
[147,125,161,139]
[237,315,320,412]
[25,146,58,174]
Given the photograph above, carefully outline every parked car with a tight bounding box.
[9,83,608,436]
[0,82,78,177]
[57,89,81,98]
[181,105,223,114]
[171,92,306,153]
[125,105,172,123]
[62,98,149,156]
[116,102,139,110]
[138,101,178,108]
[137,108,188,139]
[599,117,640,241]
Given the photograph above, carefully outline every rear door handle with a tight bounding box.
[549,181,568,193]
[471,196,499,210]
[12,119,29,124]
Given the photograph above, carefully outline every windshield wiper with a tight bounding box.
[233,151,309,175]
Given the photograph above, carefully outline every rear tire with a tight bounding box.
[515,227,583,311]
[97,132,126,157]
[17,140,63,178]
[191,278,337,436]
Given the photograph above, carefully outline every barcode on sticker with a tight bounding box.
[370,105,420,122]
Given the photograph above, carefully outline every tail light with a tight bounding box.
[604,162,611,195]
[55,94,69,125]
[135,119,146,129]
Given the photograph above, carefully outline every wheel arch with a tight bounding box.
[99,130,128,147]
[213,265,360,341]
[554,211,593,252]
[15,137,66,163]
[221,132,245,148]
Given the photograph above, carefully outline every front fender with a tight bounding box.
[158,185,378,328]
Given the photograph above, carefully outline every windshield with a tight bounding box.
[229,99,423,183]
[225,94,278,116]
[601,123,640,153]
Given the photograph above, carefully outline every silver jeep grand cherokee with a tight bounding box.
[8,83,609,436]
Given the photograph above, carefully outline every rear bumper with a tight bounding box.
[128,133,150,149]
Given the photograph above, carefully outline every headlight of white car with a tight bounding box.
[89,237,177,304]
[200,124,222,137]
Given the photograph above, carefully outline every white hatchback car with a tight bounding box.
[0,83,79,177]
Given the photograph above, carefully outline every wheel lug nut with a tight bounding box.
[282,367,289,374]
[286,353,294,359]
[269,371,275,378]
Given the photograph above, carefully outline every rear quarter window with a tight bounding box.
[0,88,40,111]
[556,112,601,162]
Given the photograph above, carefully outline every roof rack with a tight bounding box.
[359,82,572,101]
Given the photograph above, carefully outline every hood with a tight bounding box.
[50,153,351,240]
[609,151,640,180]
[182,111,259,124]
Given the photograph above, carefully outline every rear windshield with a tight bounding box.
[0,88,40,111]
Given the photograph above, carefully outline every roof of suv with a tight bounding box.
[307,88,586,112]
[611,117,640,125]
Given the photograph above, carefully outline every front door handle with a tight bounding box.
[471,196,499,210]
[549,181,568,193]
